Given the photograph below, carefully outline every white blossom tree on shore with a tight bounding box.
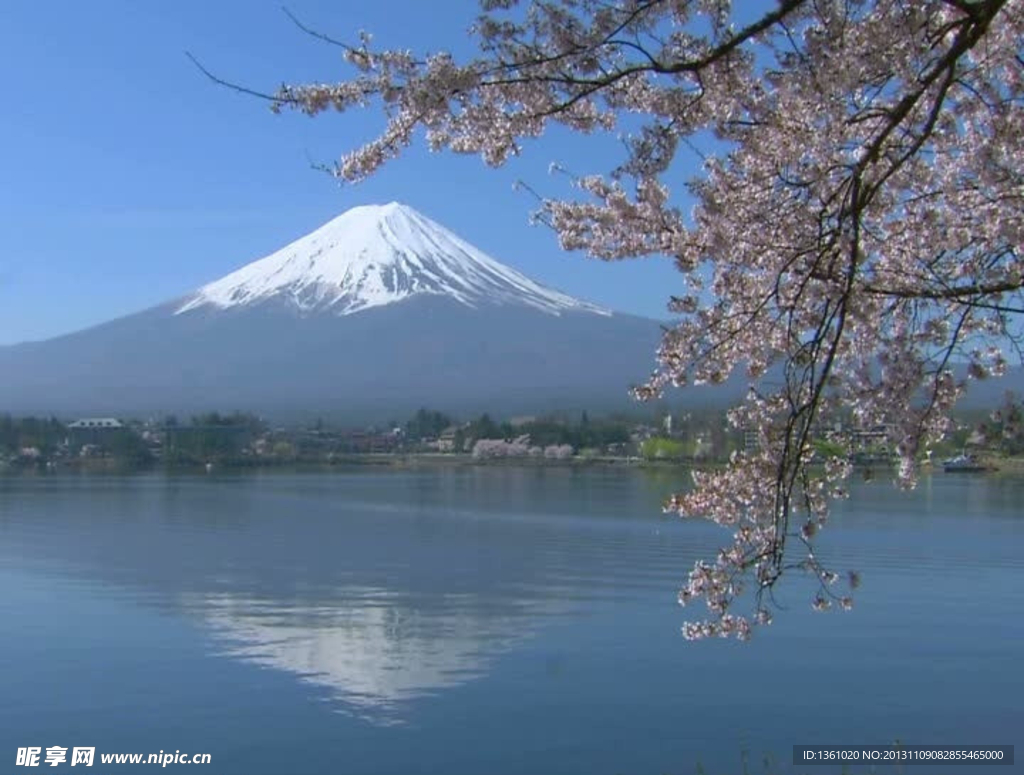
[197,0,1024,638]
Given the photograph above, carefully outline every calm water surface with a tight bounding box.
[0,468,1021,774]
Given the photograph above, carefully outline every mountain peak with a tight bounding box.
[176,203,609,318]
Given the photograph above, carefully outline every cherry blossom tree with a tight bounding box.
[472,436,533,457]
[198,0,1024,638]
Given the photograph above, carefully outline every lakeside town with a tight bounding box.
[2,395,1022,473]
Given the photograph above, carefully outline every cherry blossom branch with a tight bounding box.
[186,52,298,104]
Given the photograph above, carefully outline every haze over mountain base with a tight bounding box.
[0,296,664,421]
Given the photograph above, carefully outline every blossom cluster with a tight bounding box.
[471,437,574,459]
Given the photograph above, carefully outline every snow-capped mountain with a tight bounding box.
[0,203,668,420]
[177,202,608,317]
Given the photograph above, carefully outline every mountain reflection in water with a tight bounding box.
[190,588,549,724]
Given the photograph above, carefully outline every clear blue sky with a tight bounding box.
[0,0,688,345]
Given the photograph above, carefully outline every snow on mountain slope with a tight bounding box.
[177,202,610,317]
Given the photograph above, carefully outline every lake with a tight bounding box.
[0,467,1021,774]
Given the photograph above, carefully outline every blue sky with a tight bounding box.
[0,0,689,345]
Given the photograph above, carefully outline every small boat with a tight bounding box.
[942,453,988,473]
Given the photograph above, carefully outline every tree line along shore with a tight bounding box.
[1,396,1022,473]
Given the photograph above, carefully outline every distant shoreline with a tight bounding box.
[5,452,1024,476]
[2,452,685,475]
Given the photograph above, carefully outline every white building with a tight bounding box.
[67,418,124,429]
